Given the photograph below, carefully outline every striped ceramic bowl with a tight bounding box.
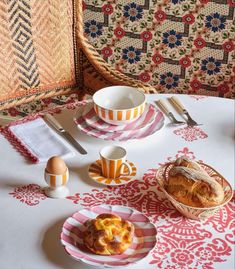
[93,86,146,125]
[155,162,233,220]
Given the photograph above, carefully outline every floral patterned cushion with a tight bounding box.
[83,0,235,98]
[0,94,79,119]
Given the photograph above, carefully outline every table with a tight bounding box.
[0,94,234,269]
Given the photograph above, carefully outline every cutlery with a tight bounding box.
[44,114,87,155]
[156,99,185,125]
[169,96,201,127]
[0,115,21,121]
[0,115,21,127]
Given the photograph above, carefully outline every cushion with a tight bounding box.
[83,0,235,98]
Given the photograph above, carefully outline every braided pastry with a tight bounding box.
[166,156,224,207]
[83,213,134,255]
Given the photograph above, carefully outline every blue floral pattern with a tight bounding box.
[205,13,226,32]
[122,46,141,64]
[83,0,234,98]
[84,20,103,38]
[162,30,182,48]
[123,2,143,22]
[201,57,221,75]
[160,72,179,89]
[171,0,184,4]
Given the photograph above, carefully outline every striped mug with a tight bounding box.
[100,146,132,179]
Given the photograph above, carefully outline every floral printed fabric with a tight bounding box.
[0,94,79,119]
[83,0,235,98]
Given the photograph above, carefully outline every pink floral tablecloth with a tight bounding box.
[0,94,234,269]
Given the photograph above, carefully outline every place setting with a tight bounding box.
[0,85,202,165]
[74,86,165,141]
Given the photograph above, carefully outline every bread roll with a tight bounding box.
[166,156,224,207]
[83,213,134,255]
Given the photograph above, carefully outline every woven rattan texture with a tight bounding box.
[0,0,78,109]
[83,0,235,98]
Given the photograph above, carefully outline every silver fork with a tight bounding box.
[169,96,201,127]
[156,99,185,125]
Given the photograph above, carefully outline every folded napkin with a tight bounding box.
[6,117,74,163]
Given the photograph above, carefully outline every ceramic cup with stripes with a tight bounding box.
[44,168,69,198]
[99,146,132,179]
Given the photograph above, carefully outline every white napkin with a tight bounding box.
[9,117,75,162]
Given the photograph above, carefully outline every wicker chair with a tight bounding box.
[0,0,153,114]
[0,1,234,116]
[83,0,235,98]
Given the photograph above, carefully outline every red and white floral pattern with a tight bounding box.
[173,126,208,141]
[67,147,235,269]
[9,184,47,206]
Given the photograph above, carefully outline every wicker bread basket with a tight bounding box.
[155,162,233,220]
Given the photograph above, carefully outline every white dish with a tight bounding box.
[60,204,157,268]
[82,102,157,133]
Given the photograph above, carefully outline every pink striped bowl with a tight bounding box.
[93,86,146,125]
[60,204,157,268]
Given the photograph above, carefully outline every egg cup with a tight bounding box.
[44,168,69,198]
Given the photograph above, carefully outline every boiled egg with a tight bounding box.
[46,156,67,175]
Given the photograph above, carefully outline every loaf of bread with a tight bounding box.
[165,156,224,207]
[83,213,134,255]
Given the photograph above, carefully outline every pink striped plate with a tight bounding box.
[74,104,164,141]
[82,102,156,132]
[60,204,157,268]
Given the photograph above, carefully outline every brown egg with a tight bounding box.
[46,156,67,175]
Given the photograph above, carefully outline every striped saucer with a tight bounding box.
[88,159,137,186]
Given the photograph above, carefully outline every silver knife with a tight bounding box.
[44,114,87,155]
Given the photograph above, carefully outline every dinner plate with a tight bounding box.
[82,102,157,132]
[74,105,164,141]
[60,204,157,268]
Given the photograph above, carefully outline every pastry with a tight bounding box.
[83,213,135,255]
[165,156,224,207]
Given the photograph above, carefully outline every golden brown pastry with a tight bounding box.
[165,156,224,207]
[83,213,134,255]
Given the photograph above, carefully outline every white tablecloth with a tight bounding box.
[0,94,234,269]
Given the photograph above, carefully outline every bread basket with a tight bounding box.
[155,162,233,220]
